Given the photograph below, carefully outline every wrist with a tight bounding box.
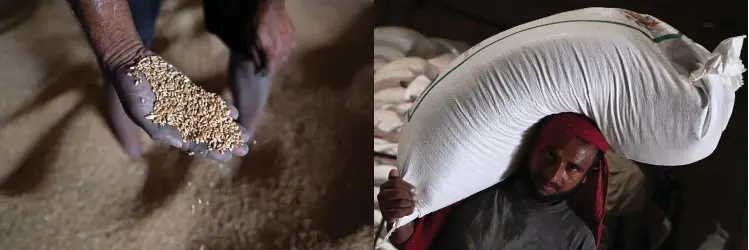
[65,0,150,73]
[390,221,416,245]
[101,39,149,73]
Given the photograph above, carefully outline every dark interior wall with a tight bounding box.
[376,0,747,48]
[376,1,748,249]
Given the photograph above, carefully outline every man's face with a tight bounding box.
[527,137,599,201]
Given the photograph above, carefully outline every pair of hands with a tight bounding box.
[377,169,417,229]
[110,1,295,162]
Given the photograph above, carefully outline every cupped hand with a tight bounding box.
[377,169,417,228]
[110,54,251,162]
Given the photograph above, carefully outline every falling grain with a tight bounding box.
[130,55,243,152]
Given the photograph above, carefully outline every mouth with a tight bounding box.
[530,175,558,196]
[541,183,556,192]
[538,182,559,195]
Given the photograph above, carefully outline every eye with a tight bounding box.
[545,148,556,159]
[566,164,581,172]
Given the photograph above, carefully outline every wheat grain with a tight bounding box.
[130,55,243,152]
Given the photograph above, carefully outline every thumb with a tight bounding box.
[388,168,399,180]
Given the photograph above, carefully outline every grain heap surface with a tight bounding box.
[130,55,242,152]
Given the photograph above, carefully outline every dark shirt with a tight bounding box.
[430,178,596,250]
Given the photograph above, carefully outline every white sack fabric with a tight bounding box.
[393,7,746,230]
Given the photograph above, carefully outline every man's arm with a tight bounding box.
[65,0,147,72]
[390,221,416,248]
[391,202,462,249]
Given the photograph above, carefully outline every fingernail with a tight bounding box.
[233,143,249,156]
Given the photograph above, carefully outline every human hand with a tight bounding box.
[253,0,295,74]
[110,53,251,162]
[377,169,416,229]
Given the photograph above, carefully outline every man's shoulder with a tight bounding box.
[555,203,589,226]
[552,204,596,249]
[549,203,592,231]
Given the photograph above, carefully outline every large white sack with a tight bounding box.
[393,8,746,229]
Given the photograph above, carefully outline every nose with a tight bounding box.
[544,160,567,184]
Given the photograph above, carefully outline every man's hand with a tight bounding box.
[377,169,417,229]
[253,0,295,74]
[110,53,251,162]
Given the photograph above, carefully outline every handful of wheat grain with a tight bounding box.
[129,55,243,152]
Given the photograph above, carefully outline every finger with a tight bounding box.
[146,124,186,148]
[393,207,415,218]
[142,122,204,156]
[383,209,403,224]
[380,199,415,209]
[180,140,232,162]
[228,105,239,120]
[238,124,252,144]
[391,199,416,209]
[149,122,240,162]
[388,169,399,180]
[160,120,246,160]
[204,149,233,162]
[383,208,414,222]
[380,179,416,192]
[384,214,395,224]
[230,125,251,156]
[231,143,250,156]
[377,189,413,201]
[182,143,233,163]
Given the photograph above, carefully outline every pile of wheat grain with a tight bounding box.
[129,55,243,152]
[372,26,469,249]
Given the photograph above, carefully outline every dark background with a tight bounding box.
[376,1,748,249]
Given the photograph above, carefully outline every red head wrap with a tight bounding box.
[534,113,609,247]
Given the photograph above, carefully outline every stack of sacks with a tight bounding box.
[373,26,469,249]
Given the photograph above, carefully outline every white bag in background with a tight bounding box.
[392,7,746,229]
